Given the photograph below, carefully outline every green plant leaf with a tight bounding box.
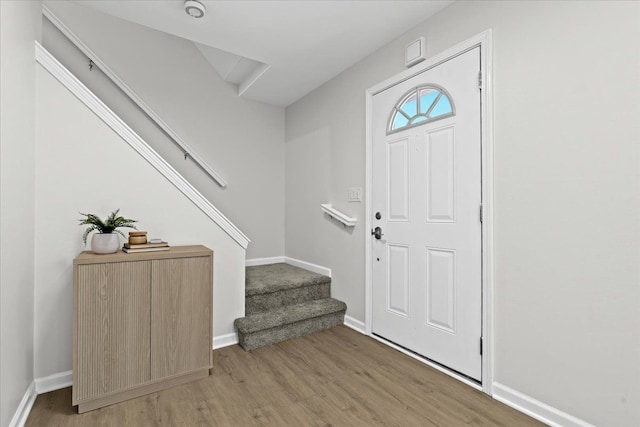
[79,209,138,244]
[82,225,99,245]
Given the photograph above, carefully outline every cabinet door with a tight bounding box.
[75,261,151,402]
[151,256,212,379]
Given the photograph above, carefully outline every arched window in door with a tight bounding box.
[388,85,455,134]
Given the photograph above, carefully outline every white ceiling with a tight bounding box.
[72,1,453,107]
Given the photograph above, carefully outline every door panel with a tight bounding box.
[372,47,482,380]
[151,256,211,379]
[387,244,410,317]
[426,247,456,333]
[75,261,151,400]
[388,137,410,221]
[426,126,455,222]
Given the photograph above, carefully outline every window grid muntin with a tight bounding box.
[387,84,455,135]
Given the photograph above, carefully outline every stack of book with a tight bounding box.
[123,241,170,253]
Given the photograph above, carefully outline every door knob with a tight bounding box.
[371,226,384,240]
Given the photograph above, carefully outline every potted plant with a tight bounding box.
[79,209,137,254]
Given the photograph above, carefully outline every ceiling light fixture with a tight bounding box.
[184,0,206,19]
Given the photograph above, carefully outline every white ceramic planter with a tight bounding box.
[91,233,120,254]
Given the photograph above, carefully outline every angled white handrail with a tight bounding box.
[42,5,228,188]
[35,41,250,249]
[321,204,357,227]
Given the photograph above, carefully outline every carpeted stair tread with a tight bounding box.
[235,298,346,334]
[246,282,330,315]
[237,313,344,351]
[237,263,346,351]
[246,263,330,297]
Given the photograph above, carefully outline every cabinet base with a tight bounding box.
[76,368,210,413]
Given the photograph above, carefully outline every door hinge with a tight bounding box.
[479,204,484,223]
[478,71,482,89]
[480,337,483,355]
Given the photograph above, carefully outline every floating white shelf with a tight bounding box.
[321,204,357,227]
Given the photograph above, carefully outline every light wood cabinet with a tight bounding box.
[151,257,212,379]
[73,245,213,413]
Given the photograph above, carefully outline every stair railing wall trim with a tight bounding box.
[35,41,250,249]
[42,5,228,189]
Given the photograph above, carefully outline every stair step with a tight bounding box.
[236,298,346,334]
[235,298,347,351]
[246,263,330,297]
[245,263,332,314]
[246,282,330,315]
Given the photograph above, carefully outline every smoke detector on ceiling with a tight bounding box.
[184,0,206,19]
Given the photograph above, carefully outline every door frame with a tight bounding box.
[365,29,494,395]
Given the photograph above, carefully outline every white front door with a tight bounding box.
[371,47,482,381]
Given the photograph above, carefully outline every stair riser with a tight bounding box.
[246,283,330,315]
[238,311,345,351]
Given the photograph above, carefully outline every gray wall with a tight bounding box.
[34,65,246,380]
[44,0,286,260]
[285,1,640,425]
[0,1,41,425]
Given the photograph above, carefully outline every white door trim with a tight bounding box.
[365,29,494,395]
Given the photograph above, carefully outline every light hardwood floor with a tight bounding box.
[27,326,543,426]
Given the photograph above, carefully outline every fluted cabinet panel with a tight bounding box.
[74,261,151,402]
[151,257,212,379]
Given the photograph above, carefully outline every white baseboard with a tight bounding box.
[213,332,239,349]
[245,256,285,267]
[492,382,595,427]
[35,370,72,394]
[9,381,36,427]
[284,257,331,277]
[344,315,366,334]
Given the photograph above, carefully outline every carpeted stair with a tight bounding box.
[234,263,347,351]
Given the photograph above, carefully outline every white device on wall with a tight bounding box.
[405,37,426,67]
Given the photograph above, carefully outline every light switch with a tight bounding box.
[348,187,362,202]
